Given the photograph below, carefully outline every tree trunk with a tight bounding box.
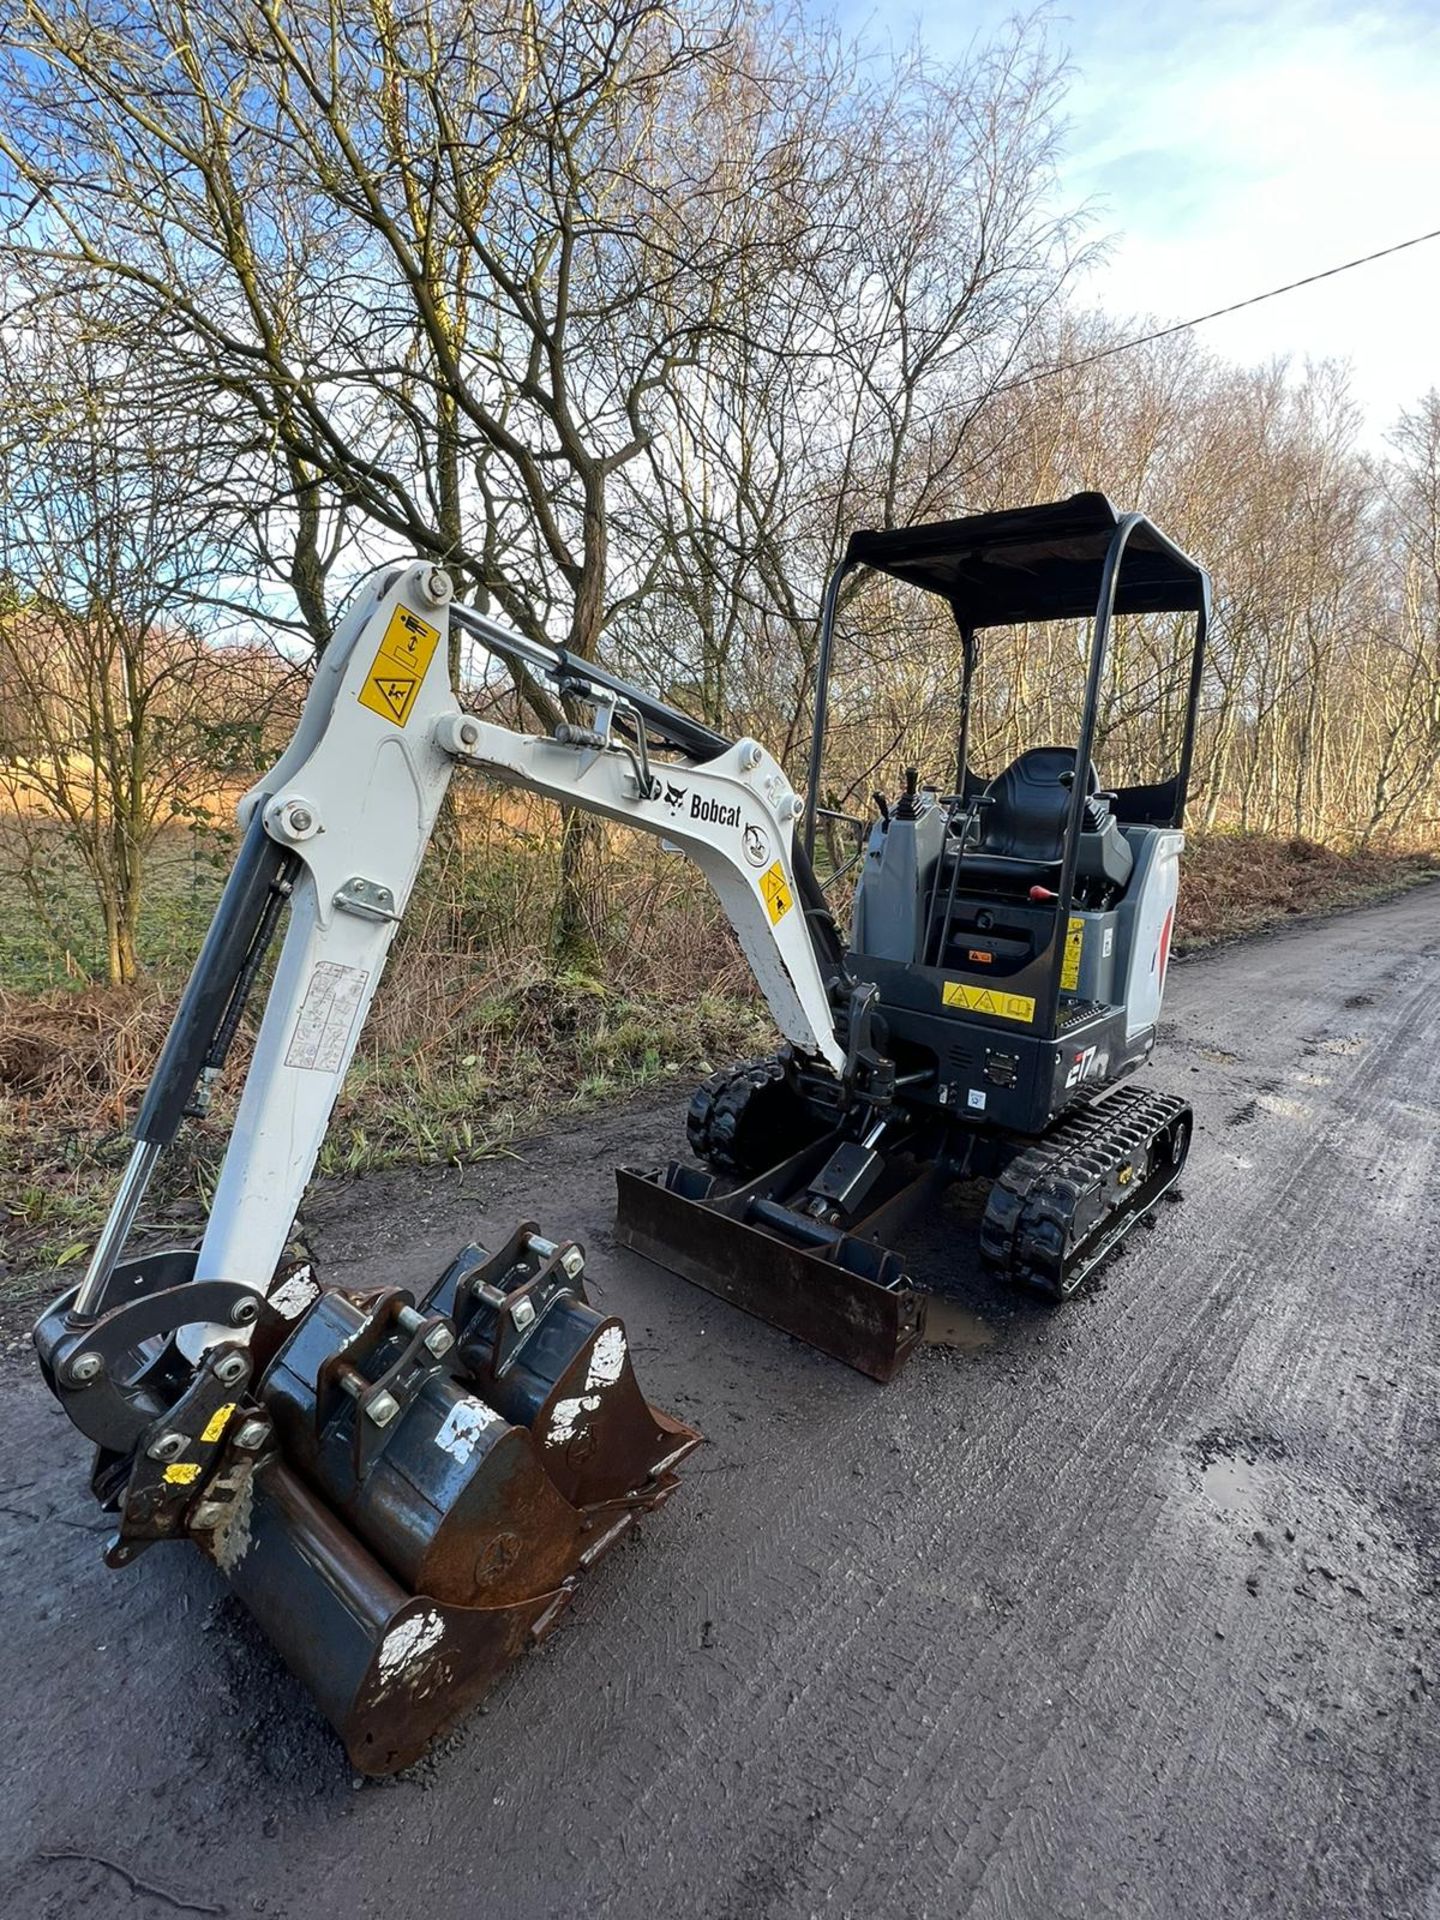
[552,807,607,968]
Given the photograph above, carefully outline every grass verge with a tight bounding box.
[2,827,1434,1295]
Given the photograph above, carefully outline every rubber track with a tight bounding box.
[685,1055,788,1174]
[980,1084,1192,1300]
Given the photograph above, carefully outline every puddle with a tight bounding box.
[1200,1454,1268,1513]
[922,1299,996,1351]
[1257,1091,1309,1120]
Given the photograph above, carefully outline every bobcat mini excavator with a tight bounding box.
[616,491,1209,1377]
[35,492,1208,1773]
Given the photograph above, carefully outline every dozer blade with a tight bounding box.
[615,1162,925,1383]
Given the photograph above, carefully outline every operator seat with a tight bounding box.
[959,746,1134,894]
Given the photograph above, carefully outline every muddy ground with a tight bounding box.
[2,887,1438,1919]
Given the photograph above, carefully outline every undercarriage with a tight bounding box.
[617,1056,1194,1379]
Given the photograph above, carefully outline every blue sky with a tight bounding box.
[839,0,1440,443]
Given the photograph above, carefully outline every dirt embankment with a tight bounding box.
[1174,833,1435,949]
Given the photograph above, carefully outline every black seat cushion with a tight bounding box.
[976,747,1096,864]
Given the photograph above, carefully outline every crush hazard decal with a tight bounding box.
[942,980,1036,1024]
[759,860,792,924]
[358,604,441,727]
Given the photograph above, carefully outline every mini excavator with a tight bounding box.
[36,492,1208,1772]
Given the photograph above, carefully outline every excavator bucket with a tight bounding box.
[35,1228,699,1775]
[201,1460,572,1776]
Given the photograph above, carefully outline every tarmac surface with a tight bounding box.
[2,887,1438,1919]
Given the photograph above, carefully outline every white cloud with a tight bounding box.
[842,1,1440,440]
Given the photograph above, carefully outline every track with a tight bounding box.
[3,888,1438,1919]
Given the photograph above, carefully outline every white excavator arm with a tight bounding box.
[74,561,848,1329]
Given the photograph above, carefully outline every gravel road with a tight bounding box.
[3,888,1438,1920]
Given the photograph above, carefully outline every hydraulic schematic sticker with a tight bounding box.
[942,981,1036,1024]
[1061,915,1084,992]
[285,961,370,1072]
[358,604,441,728]
[759,859,793,924]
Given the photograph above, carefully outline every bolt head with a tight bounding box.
[213,1353,248,1386]
[230,1296,260,1326]
[146,1431,187,1462]
[459,719,480,747]
[233,1419,270,1452]
[69,1352,103,1384]
[510,1296,537,1332]
[424,1324,455,1357]
[560,1246,585,1281]
[367,1391,401,1427]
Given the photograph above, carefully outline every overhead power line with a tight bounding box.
[983,222,1440,402]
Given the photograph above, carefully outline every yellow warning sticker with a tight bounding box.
[1061,915,1084,992]
[357,604,441,728]
[163,1461,202,1486]
[200,1403,236,1445]
[759,860,793,925]
[942,980,1036,1024]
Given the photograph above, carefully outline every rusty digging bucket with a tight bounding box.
[214,1227,701,1772]
[39,1226,699,1776]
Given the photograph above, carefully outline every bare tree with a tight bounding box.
[0,318,288,982]
[1,0,846,952]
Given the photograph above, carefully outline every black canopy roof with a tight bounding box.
[842,491,1208,627]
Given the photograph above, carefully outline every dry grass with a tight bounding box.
[0,804,774,1284]
[2,814,1434,1289]
[1174,833,1437,950]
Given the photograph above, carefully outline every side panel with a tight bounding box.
[1116,828,1183,1039]
[850,804,946,965]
